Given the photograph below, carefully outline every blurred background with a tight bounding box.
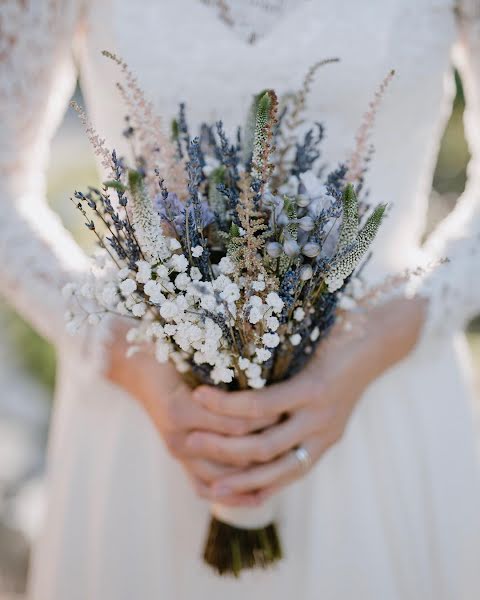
[0,71,478,597]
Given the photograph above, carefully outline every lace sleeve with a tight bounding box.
[0,1,111,369]
[415,0,480,339]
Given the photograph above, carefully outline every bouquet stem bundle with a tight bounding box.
[204,519,282,576]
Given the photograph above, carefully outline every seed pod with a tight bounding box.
[296,194,311,208]
[283,239,300,257]
[298,215,315,231]
[300,264,313,280]
[266,241,283,258]
[302,242,321,258]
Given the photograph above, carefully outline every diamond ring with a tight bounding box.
[294,446,312,472]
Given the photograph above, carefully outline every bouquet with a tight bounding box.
[65,51,392,576]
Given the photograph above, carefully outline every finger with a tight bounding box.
[193,378,311,419]
[186,412,311,466]
[212,437,323,496]
[184,404,278,437]
[182,459,239,484]
[191,478,264,507]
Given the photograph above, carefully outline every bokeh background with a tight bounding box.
[0,71,479,597]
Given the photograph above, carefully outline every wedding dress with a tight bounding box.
[1,0,480,598]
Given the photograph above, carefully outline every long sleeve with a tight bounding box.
[417,0,480,338]
[0,1,95,349]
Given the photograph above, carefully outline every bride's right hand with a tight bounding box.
[105,321,275,495]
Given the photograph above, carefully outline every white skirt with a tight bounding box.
[28,333,480,600]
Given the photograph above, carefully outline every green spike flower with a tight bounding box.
[243,90,269,166]
[337,184,359,252]
[325,203,387,292]
[251,90,278,182]
[128,169,170,263]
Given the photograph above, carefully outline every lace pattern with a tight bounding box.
[414,0,480,343]
[0,0,113,373]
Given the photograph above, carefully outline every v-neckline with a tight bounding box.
[197,0,312,47]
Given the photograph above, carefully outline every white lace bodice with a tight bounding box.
[0,0,479,362]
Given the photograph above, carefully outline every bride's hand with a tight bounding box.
[188,296,427,506]
[105,322,276,492]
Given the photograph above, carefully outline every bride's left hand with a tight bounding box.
[188,296,426,506]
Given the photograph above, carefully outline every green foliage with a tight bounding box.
[4,308,56,393]
[103,179,126,193]
[283,196,298,240]
[208,166,227,217]
[171,118,180,141]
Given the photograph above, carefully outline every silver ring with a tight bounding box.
[294,446,312,472]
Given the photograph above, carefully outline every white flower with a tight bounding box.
[246,362,262,379]
[102,283,119,306]
[250,295,263,307]
[249,306,265,325]
[310,327,320,342]
[169,254,189,273]
[338,295,357,311]
[117,267,130,280]
[299,171,329,200]
[249,377,266,389]
[266,292,284,314]
[87,313,101,326]
[120,278,137,296]
[262,332,280,348]
[255,348,272,363]
[325,276,344,293]
[210,366,235,384]
[126,346,141,358]
[190,267,202,281]
[116,301,130,316]
[294,307,305,321]
[220,282,240,303]
[170,352,190,373]
[155,341,171,363]
[192,245,204,258]
[266,316,280,331]
[218,256,235,275]
[146,323,164,339]
[160,300,178,320]
[169,238,182,251]
[126,327,140,343]
[252,279,266,292]
[164,324,177,336]
[290,333,302,346]
[213,274,231,292]
[66,315,84,336]
[156,265,169,278]
[144,280,166,305]
[80,283,95,299]
[132,302,147,317]
[175,273,191,291]
[200,294,217,311]
[136,261,152,284]
[239,358,251,370]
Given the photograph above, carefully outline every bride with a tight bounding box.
[1,0,480,598]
